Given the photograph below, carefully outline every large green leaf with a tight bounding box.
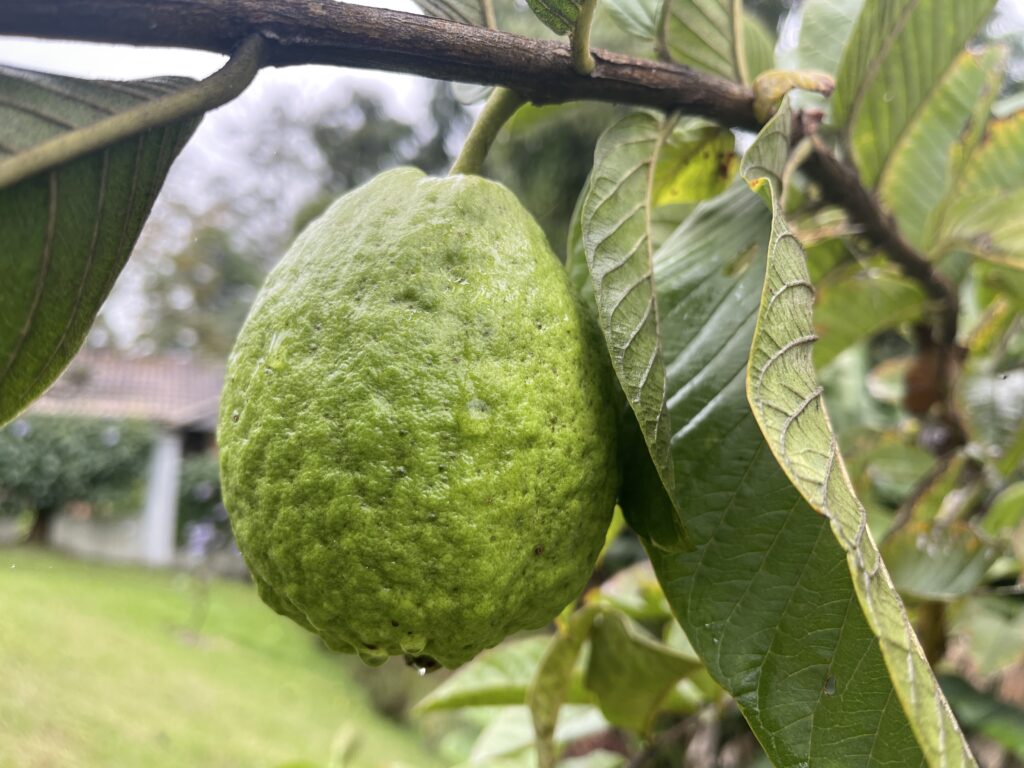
[813,264,926,367]
[794,0,864,75]
[741,98,974,765]
[959,368,1024,454]
[882,521,999,601]
[525,0,581,35]
[941,676,1024,760]
[639,179,927,765]
[582,112,676,503]
[0,68,201,426]
[414,636,556,711]
[877,48,1006,250]
[742,14,776,81]
[958,110,1024,196]
[591,560,671,622]
[658,0,746,83]
[413,0,487,25]
[934,111,1024,267]
[938,192,1024,268]
[605,0,661,40]
[832,0,997,188]
[585,610,700,733]
[982,482,1024,536]
[528,607,599,768]
[582,112,734,510]
[471,705,608,766]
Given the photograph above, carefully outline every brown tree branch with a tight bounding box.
[0,0,959,364]
[0,0,760,131]
[801,137,960,346]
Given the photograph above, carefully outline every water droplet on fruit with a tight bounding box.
[401,634,427,655]
[357,646,389,667]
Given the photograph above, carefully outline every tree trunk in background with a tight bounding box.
[25,506,55,545]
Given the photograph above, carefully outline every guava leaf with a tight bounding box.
[900,453,968,525]
[525,0,580,35]
[881,522,999,602]
[941,676,1024,760]
[561,750,627,768]
[565,181,596,314]
[414,636,556,711]
[582,112,737,513]
[585,610,700,733]
[741,98,974,765]
[982,482,1024,536]
[957,110,1024,196]
[658,0,747,83]
[832,0,997,188]
[605,0,661,40]
[951,598,1024,679]
[591,560,671,622]
[959,368,1024,455]
[651,119,736,206]
[794,0,864,76]
[877,47,1006,250]
[0,67,200,426]
[743,14,776,81]
[934,111,1024,267]
[938,192,1024,268]
[813,265,926,367]
[527,606,599,768]
[412,0,487,25]
[642,177,926,766]
[995,91,1024,119]
[471,705,608,766]
[580,113,677,506]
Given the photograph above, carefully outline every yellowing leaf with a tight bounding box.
[652,120,736,205]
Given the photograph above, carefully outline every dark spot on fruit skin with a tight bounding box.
[533,544,544,556]
[391,620,399,627]
[231,411,240,423]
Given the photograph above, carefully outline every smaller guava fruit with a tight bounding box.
[219,167,619,669]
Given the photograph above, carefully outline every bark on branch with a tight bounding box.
[0,0,760,131]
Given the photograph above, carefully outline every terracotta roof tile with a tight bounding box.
[28,351,225,429]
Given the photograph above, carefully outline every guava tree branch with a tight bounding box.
[802,139,960,346]
[0,0,959,367]
[0,0,760,131]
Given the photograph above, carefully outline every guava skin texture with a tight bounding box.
[218,167,619,669]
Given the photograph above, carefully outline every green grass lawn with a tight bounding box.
[0,548,444,768]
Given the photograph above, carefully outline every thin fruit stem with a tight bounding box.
[570,0,597,75]
[449,87,526,176]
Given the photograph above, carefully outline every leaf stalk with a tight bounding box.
[0,34,266,190]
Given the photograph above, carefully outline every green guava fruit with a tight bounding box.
[218,167,619,669]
